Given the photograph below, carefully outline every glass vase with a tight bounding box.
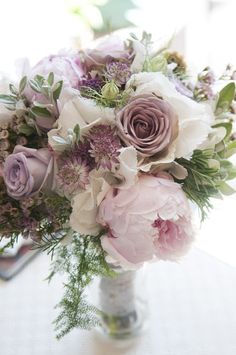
[97,266,147,340]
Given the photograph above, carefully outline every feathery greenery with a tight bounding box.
[47,232,115,339]
[176,149,236,220]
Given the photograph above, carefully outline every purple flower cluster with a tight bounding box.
[87,125,122,170]
[57,155,90,195]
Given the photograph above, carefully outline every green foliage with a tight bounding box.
[0,234,19,254]
[48,233,115,339]
[176,149,236,220]
[216,82,236,113]
[80,85,132,108]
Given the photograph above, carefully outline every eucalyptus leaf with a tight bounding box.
[216,82,235,112]
[73,124,80,142]
[34,75,45,85]
[224,140,236,158]
[31,106,52,117]
[226,165,236,180]
[19,123,35,136]
[48,72,54,86]
[29,80,41,93]
[0,94,16,104]
[19,76,27,94]
[218,181,235,196]
[213,122,232,140]
[53,81,63,101]
[9,84,18,95]
[33,101,53,109]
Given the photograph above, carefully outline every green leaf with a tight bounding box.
[53,80,63,101]
[18,124,35,136]
[33,101,53,109]
[19,76,27,94]
[218,181,235,196]
[9,84,18,95]
[34,75,45,86]
[47,72,54,86]
[30,106,52,117]
[224,140,236,158]
[29,79,41,93]
[0,94,16,105]
[216,82,235,112]
[227,167,236,180]
[213,122,232,140]
[73,124,80,142]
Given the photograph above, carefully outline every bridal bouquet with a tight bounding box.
[0,32,235,337]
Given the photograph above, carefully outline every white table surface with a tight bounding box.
[1,248,236,355]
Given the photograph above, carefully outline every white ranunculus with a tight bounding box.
[126,72,214,160]
[130,40,147,73]
[114,146,138,189]
[69,171,110,236]
[48,96,115,151]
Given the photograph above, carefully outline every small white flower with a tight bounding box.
[69,171,110,236]
[48,96,115,152]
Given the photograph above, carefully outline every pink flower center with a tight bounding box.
[152,218,180,243]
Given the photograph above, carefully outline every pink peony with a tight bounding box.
[29,54,84,89]
[97,174,194,268]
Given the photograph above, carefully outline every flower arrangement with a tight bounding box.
[0,32,236,338]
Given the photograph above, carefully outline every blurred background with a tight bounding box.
[0,0,235,268]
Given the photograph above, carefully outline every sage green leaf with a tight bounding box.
[213,122,232,140]
[218,181,235,196]
[29,80,41,93]
[0,94,16,104]
[19,124,35,136]
[33,101,53,109]
[47,72,54,86]
[19,76,27,94]
[216,82,235,112]
[224,140,236,158]
[31,106,52,117]
[34,74,45,85]
[9,84,18,95]
[73,124,80,142]
[53,80,63,101]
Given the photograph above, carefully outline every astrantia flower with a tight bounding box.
[106,61,131,86]
[74,139,95,169]
[57,155,89,196]
[79,75,103,91]
[87,124,122,170]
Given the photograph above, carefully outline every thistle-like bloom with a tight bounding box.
[106,61,131,86]
[57,155,90,196]
[74,139,95,169]
[79,76,103,91]
[88,124,122,170]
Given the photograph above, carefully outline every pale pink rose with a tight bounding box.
[97,174,194,268]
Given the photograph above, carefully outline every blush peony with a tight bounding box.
[97,174,194,269]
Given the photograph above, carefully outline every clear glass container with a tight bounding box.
[97,266,148,340]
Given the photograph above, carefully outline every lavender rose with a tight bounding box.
[3,145,54,199]
[116,94,178,157]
